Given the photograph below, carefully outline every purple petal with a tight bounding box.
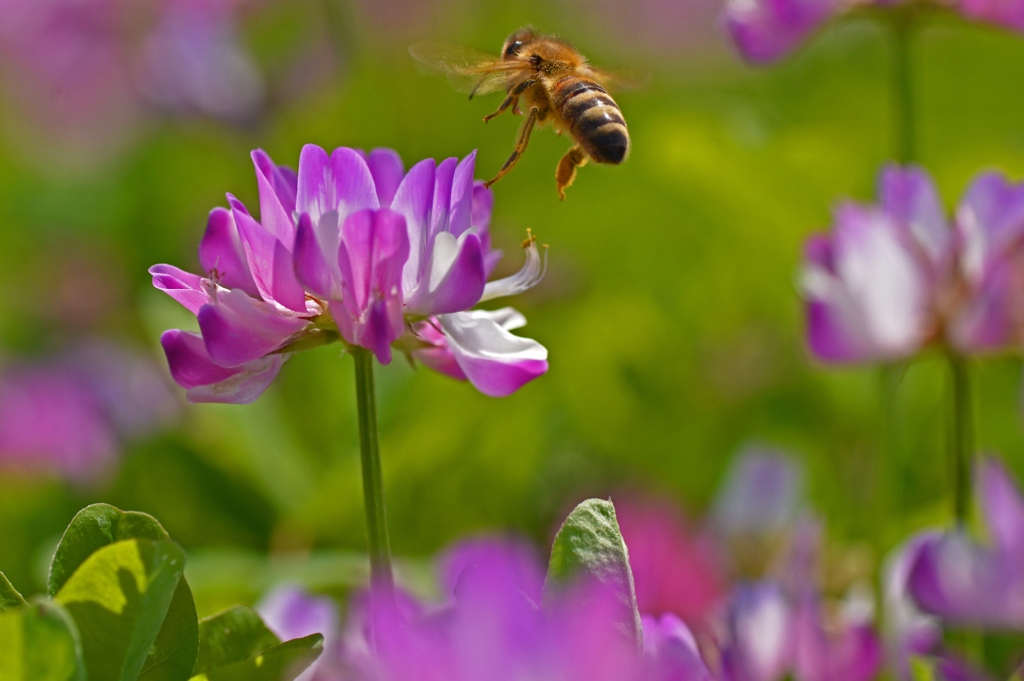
[471,181,495,233]
[296,144,379,225]
[366,148,405,207]
[801,206,930,363]
[293,212,340,299]
[722,583,793,681]
[199,207,259,296]
[336,209,410,363]
[792,594,882,681]
[957,172,1024,283]
[197,288,308,367]
[879,164,951,268]
[404,232,486,315]
[230,197,308,312]
[160,329,286,404]
[948,259,1014,352]
[723,0,837,65]
[409,320,468,381]
[448,151,477,238]
[252,149,297,247]
[712,447,802,538]
[978,456,1024,557]
[393,158,437,292]
[430,157,458,242]
[642,614,714,681]
[437,308,548,397]
[149,264,209,315]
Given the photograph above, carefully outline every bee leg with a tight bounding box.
[483,79,535,123]
[483,94,516,123]
[484,107,538,188]
[556,146,588,200]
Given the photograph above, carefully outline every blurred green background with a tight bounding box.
[2,0,1024,617]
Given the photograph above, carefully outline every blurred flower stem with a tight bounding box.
[878,13,915,523]
[353,346,395,600]
[890,14,916,163]
[947,353,974,526]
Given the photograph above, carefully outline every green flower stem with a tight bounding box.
[947,353,974,526]
[878,363,903,519]
[352,347,395,599]
[891,15,916,164]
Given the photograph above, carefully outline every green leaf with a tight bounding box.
[544,498,643,649]
[49,503,170,596]
[191,634,324,681]
[0,571,27,612]
[139,578,199,681]
[194,606,281,674]
[0,598,86,681]
[55,538,186,681]
[49,503,200,681]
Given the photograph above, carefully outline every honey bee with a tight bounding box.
[410,28,631,200]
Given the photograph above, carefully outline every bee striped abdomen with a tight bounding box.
[554,77,629,165]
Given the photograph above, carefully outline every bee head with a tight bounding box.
[501,27,535,59]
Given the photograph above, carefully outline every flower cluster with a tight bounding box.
[801,165,1024,364]
[724,0,1024,64]
[152,145,548,403]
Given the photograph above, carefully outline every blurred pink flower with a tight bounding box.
[0,342,178,484]
[341,537,715,681]
[615,498,727,624]
[725,0,1024,64]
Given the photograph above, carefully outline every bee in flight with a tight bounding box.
[410,27,631,200]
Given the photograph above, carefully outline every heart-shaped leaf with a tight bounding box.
[0,571,27,612]
[544,498,643,649]
[49,503,199,681]
[191,634,324,681]
[55,538,185,681]
[0,598,85,681]
[194,606,281,674]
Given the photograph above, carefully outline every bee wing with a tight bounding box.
[581,64,648,91]
[409,42,522,97]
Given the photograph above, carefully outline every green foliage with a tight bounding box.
[0,504,325,681]
[49,504,173,596]
[0,571,26,612]
[193,632,323,681]
[55,538,187,681]
[194,606,281,673]
[0,599,85,681]
[49,503,200,681]
[544,498,642,649]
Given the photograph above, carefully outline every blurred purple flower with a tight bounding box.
[152,146,548,403]
[0,343,178,484]
[614,497,727,625]
[883,536,943,680]
[720,581,882,681]
[0,0,269,157]
[259,584,340,681]
[713,447,803,540]
[341,538,714,681]
[905,457,1024,629]
[724,0,1024,64]
[136,0,264,121]
[801,165,1024,364]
